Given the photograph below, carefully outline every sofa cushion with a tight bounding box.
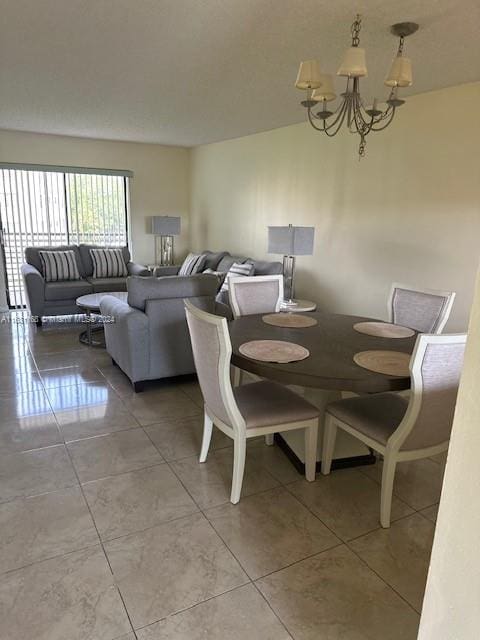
[79,244,130,277]
[216,254,248,272]
[203,251,229,270]
[25,245,85,277]
[39,250,82,282]
[87,277,128,293]
[44,279,93,301]
[127,274,218,311]
[246,259,283,276]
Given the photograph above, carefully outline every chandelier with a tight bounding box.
[295,15,419,158]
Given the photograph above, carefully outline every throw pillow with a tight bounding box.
[203,267,227,287]
[220,262,254,293]
[179,252,207,276]
[90,248,128,278]
[39,250,81,282]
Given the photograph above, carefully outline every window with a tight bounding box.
[0,164,131,307]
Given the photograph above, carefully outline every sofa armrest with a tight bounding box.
[100,296,150,383]
[21,263,45,317]
[127,261,151,277]
[214,301,233,321]
[153,265,181,277]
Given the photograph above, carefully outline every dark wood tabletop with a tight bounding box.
[229,311,417,393]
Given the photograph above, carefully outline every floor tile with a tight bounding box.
[0,371,43,396]
[39,365,105,389]
[171,448,279,509]
[34,349,94,371]
[247,441,302,484]
[45,381,119,412]
[136,584,292,640]
[67,429,164,483]
[0,486,98,574]
[55,401,140,441]
[83,464,198,540]
[0,445,78,503]
[144,415,231,462]
[0,351,36,373]
[0,413,62,454]
[0,388,52,420]
[121,388,201,426]
[0,545,131,640]
[349,513,435,612]
[288,469,413,541]
[205,487,339,579]
[177,380,204,407]
[104,513,248,629]
[420,503,439,523]
[256,545,419,640]
[362,458,445,510]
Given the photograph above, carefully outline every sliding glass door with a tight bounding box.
[0,165,129,307]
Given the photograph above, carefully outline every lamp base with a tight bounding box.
[280,299,301,310]
[155,235,174,266]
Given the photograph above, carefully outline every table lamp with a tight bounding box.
[268,224,315,308]
[151,216,181,266]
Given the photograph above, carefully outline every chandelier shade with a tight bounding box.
[295,60,322,90]
[312,74,337,102]
[337,47,367,77]
[385,56,413,87]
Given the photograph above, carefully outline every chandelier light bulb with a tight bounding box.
[385,55,413,87]
[337,47,368,78]
[312,74,337,102]
[295,60,322,90]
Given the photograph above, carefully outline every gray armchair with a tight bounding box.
[21,244,150,324]
[100,274,218,391]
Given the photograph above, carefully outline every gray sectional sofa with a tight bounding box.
[100,274,219,391]
[21,244,149,324]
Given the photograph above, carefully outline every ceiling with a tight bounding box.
[0,0,478,147]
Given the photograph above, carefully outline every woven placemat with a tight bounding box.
[353,321,415,339]
[239,340,310,363]
[353,350,411,376]
[262,313,318,328]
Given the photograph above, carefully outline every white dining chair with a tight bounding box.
[322,333,466,527]
[229,275,284,319]
[184,299,319,503]
[388,283,455,334]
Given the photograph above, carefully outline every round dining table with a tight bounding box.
[230,311,416,394]
[229,310,417,472]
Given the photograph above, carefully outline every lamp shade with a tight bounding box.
[151,216,181,235]
[384,55,412,87]
[312,74,337,102]
[337,47,367,77]
[295,60,322,90]
[268,225,315,256]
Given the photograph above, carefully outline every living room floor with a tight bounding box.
[0,315,445,640]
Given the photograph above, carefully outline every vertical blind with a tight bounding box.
[0,165,131,307]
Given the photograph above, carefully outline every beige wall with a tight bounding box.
[0,129,190,308]
[418,264,480,638]
[190,82,480,331]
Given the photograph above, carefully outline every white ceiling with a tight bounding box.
[0,0,478,147]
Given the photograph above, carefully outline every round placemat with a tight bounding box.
[353,321,415,338]
[239,340,310,363]
[353,350,411,377]
[262,313,318,328]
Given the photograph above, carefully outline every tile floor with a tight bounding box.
[0,315,447,639]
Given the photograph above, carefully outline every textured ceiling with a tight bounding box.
[0,0,478,147]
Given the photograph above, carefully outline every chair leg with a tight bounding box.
[380,453,397,528]
[321,415,337,475]
[230,437,246,504]
[199,411,213,463]
[305,421,318,482]
[265,433,274,446]
[232,367,243,387]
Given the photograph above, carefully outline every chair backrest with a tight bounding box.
[184,300,246,433]
[229,275,284,319]
[389,333,466,452]
[388,283,455,334]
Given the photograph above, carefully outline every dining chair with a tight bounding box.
[184,299,319,503]
[388,283,455,334]
[229,275,284,319]
[321,333,466,527]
